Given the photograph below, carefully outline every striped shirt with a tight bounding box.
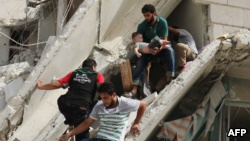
[90,96,140,141]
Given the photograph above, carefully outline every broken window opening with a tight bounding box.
[9,29,30,46]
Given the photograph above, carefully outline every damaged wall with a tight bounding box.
[0,0,39,26]
[194,0,250,41]
[37,1,57,50]
[2,1,99,140]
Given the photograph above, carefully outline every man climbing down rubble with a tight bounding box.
[168,26,198,76]
[37,59,104,141]
[127,4,175,97]
[58,82,147,141]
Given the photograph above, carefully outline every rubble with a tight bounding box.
[0,62,30,112]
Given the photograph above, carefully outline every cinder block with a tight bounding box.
[228,0,250,10]
[209,24,224,40]
[243,9,250,28]
[223,25,243,34]
[210,4,244,27]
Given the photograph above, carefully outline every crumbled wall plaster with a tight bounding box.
[0,1,97,140]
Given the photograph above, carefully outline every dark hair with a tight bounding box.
[132,32,141,39]
[172,26,180,29]
[82,59,97,68]
[141,4,156,14]
[97,81,116,95]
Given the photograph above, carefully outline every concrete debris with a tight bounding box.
[220,40,233,51]
[234,52,250,62]
[0,0,40,26]
[0,62,30,112]
[211,30,250,73]
[9,49,42,66]
[0,1,96,140]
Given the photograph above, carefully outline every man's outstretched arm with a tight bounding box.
[130,101,147,135]
[59,117,95,141]
[37,78,63,90]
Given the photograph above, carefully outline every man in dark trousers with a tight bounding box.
[58,82,147,141]
[126,4,175,96]
[37,59,104,141]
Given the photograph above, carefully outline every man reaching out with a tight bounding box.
[59,82,147,141]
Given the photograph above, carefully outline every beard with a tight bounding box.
[146,16,155,25]
[106,99,115,108]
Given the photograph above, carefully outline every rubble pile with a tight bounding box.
[0,62,30,111]
[9,49,43,66]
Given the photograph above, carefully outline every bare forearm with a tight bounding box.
[37,81,62,90]
[38,84,59,90]
[162,36,168,41]
[134,102,146,124]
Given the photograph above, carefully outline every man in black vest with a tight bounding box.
[37,59,104,141]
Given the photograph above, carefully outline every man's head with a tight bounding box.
[82,59,97,71]
[168,26,180,42]
[97,82,117,108]
[141,4,157,25]
[132,32,143,43]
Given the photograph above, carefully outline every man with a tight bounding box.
[126,4,175,96]
[37,59,104,141]
[168,26,198,75]
[58,82,147,141]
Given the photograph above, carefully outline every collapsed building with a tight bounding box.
[0,0,250,141]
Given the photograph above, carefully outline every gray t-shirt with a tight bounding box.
[134,42,148,49]
[178,29,198,54]
[90,96,140,141]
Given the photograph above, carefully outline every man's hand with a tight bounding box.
[150,46,162,55]
[130,123,141,136]
[58,133,71,141]
[136,52,142,58]
[37,78,44,89]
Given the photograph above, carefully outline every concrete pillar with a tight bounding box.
[0,28,10,66]
[37,5,57,51]
[56,0,67,35]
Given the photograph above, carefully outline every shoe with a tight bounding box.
[154,76,172,92]
[175,64,187,78]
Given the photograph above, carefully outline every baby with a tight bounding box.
[131,32,170,57]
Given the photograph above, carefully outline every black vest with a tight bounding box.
[64,67,98,108]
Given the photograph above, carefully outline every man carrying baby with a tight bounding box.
[127,4,175,97]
